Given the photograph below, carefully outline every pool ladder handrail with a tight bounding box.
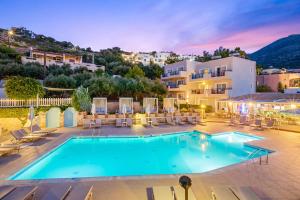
[248,148,269,165]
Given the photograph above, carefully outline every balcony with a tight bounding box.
[162,70,187,80]
[167,82,186,91]
[210,87,232,95]
[211,71,226,77]
[190,70,232,81]
[190,88,232,96]
[191,73,204,80]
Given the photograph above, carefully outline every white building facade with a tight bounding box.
[162,57,256,110]
[21,50,105,72]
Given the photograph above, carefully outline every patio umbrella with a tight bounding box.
[146,104,151,116]
[29,105,35,132]
[91,103,96,120]
[122,104,127,119]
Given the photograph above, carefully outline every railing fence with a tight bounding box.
[0,98,72,108]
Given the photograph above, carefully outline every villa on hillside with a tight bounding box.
[122,51,197,67]
[161,56,256,110]
[21,49,105,72]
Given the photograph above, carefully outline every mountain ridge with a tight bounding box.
[249,34,300,69]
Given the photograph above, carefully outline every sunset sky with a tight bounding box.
[1,0,299,54]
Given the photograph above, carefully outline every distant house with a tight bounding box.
[21,49,105,72]
[257,71,300,93]
[121,51,197,67]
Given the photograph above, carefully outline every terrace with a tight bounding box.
[0,95,299,199]
[0,119,300,199]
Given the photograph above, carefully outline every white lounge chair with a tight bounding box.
[239,115,247,125]
[31,124,57,133]
[251,119,263,130]
[11,130,42,143]
[151,117,159,126]
[116,119,123,127]
[141,118,150,127]
[175,116,185,125]
[127,118,133,127]
[83,119,92,129]
[0,143,21,156]
[166,117,175,126]
[263,119,276,129]
[94,119,102,128]
[187,116,196,125]
[195,116,206,125]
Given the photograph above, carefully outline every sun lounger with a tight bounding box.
[94,119,101,128]
[65,185,93,200]
[175,116,185,125]
[141,118,150,127]
[263,119,276,129]
[0,143,20,156]
[0,148,16,156]
[251,119,263,130]
[11,130,42,143]
[151,186,175,200]
[151,117,159,126]
[127,118,133,127]
[0,186,15,199]
[211,186,239,200]
[40,185,72,200]
[116,119,123,127]
[0,143,21,151]
[31,124,57,133]
[195,116,206,125]
[239,115,247,125]
[83,119,93,129]
[172,186,197,200]
[228,117,237,126]
[166,117,175,126]
[2,185,37,200]
[21,128,48,137]
[187,116,196,125]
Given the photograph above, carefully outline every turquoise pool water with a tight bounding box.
[9,131,269,180]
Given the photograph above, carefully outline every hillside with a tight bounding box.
[249,34,300,68]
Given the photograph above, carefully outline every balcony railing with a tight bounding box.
[190,88,232,95]
[191,73,204,79]
[211,87,232,94]
[191,89,205,94]
[167,82,186,89]
[211,71,226,77]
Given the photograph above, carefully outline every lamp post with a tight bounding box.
[8,30,14,48]
[179,175,192,200]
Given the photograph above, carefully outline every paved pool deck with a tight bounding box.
[0,122,300,200]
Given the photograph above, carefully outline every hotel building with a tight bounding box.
[21,49,105,72]
[162,56,256,110]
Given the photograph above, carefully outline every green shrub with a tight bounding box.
[256,85,273,92]
[5,76,45,99]
[72,86,91,112]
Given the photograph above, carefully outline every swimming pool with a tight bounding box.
[9,131,270,180]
